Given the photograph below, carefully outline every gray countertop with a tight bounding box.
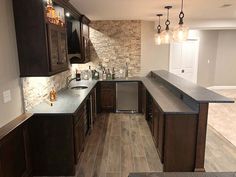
[153,70,234,103]
[142,77,197,114]
[29,80,98,114]
[129,172,236,177]
[28,71,233,115]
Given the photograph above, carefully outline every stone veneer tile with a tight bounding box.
[22,21,141,111]
[73,20,141,76]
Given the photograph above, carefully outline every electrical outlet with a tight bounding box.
[3,90,11,103]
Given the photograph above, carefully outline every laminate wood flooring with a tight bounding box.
[76,113,162,177]
[208,89,236,147]
[75,113,236,177]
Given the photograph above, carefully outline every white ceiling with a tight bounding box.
[70,0,236,21]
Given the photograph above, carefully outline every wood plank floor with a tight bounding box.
[75,113,236,177]
[76,113,162,177]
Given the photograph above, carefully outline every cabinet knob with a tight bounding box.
[181,69,185,73]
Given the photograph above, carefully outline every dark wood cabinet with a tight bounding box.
[12,0,69,77]
[79,16,91,63]
[29,115,75,176]
[152,101,159,147]
[97,82,116,112]
[47,24,68,73]
[0,123,31,177]
[66,14,91,64]
[74,104,86,164]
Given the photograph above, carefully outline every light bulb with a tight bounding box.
[173,24,189,42]
[161,30,173,44]
[155,33,162,45]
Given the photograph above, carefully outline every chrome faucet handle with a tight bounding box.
[66,74,72,88]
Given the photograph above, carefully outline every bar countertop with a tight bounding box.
[153,70,234,103]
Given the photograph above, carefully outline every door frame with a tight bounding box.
[169,39,200,83]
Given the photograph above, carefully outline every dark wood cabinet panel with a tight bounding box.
[157,111,164,163]
[29,115,75,176]
[163,115,198,172]
[98,82,116,112]
[74,105,86,164]
[47,24,68,72]
[152,101,159,147]
[12,0,70,77]
[0,127,28,177]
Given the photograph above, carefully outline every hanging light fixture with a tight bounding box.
[154,14,163,45]
[161,6,173,44]
[173,0,189,42]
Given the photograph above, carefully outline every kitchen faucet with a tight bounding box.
[66,75,76,88]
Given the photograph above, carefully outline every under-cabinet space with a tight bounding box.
[97,82,116,113]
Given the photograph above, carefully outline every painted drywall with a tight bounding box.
[214,30,236,86]
[140,21,169,76]
[197,30,219,87]
[0,0,24,127]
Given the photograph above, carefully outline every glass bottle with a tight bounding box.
[107,69,112,80]
[88,66,92,80]
[112,67,115,80]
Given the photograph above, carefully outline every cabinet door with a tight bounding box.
[152,102,159,147]
[58,30,68,68]
[99,83,116,112]
[47,24,68,72]
[74,113,85,164]
[142,85,147,115]
[158,111,164,163]
[0,127,27,177]
[23,124,32,176]
[82,37,90,63]
[48,25,60,72]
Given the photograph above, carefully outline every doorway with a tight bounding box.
[169,39,199,83]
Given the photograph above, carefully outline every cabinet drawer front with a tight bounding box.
[100,82,115,89]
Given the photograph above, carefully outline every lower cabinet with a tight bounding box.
[29,114,75,176]
[150,100,198,172]
[74,104,86,164]
[141,84,147,115]
[0,123,31,177]
[97,82,116,112]
[152,101,159,147]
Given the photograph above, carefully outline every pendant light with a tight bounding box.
[154,14,163,45]
[161,6,173,44]
[173,0,189,42]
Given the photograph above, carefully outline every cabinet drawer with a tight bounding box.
[100,82,115,89]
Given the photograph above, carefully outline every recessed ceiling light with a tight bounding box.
[220,4,232,8]
[66,12,71,17]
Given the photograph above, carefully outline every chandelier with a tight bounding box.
[155,0,189,45]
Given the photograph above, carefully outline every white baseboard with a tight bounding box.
[207,86,236,90]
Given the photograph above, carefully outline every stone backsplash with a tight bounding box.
[72,20,141,77]
[22,70,70,111]
[22,21,141,111]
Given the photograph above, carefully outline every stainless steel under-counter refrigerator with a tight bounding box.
[116,82,139,113]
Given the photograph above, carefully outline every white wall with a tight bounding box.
[197,30,219,87]
[0,0,24,127]
[214,30,236,86]
[140,21,169,76]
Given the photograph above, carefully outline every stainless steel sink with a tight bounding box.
[70,86,88,90]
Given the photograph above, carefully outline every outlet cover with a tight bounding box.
[3,90,11,103]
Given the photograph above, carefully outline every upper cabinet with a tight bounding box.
[12,0,90,77]
[67,14,91,64]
